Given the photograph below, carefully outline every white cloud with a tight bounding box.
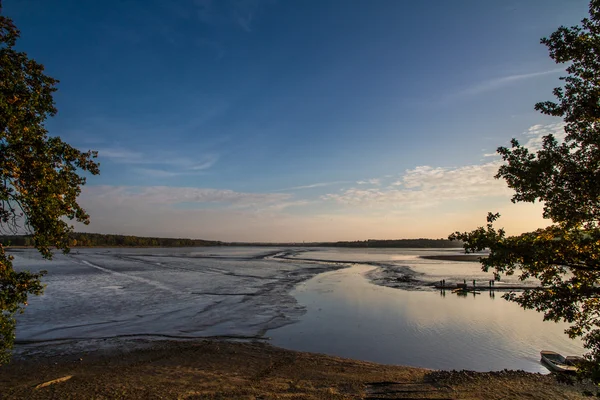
[264,200,314,212]
[522,122,566,151]
[323,162,509,209]
[323,122,567,210]
[273,181,349,192]
[473,122,566,159]
[357,178,381,185]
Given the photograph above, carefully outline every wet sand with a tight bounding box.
[0,339,595,399]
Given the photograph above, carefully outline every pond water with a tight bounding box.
[269,263,583,373]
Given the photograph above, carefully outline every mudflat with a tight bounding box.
[0,340,594,399]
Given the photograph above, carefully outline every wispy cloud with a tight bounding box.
[273,181,350,192]
[186,155,220,170]
[357,178,381,185]
[97,148,219,176]
[132,168,196,178]
[97,148,144,161]
[83,185,291,209]
[191,0,270,32]
[234,8,254,32]
[458,67,565,97]
[264,199,314,211]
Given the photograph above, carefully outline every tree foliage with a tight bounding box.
[0,5,99,362]
[450,0,600,384]
[1,233,222,248]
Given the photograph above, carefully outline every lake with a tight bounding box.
[269,264,582,373]
[11,246,582,372]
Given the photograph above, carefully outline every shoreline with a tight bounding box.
[4,244,466,250]
[2,339,594,399]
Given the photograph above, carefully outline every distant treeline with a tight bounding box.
[324,239,462,248]
[1,234,460,249]
[0,233,222,248]
[229,239,462,248]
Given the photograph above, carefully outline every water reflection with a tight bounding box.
[269,264,583,373]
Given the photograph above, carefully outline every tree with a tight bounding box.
[0,4,99,363]
[450,0,600,385]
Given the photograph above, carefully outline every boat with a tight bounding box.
[565,355,585,366]
[540,351,578,373]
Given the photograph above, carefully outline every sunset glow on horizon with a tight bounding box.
[6,0,588,241]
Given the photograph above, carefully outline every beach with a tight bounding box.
[1,339,595,399]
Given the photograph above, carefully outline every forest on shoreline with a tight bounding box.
[0,234,461,249]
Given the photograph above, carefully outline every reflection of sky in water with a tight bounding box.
[293,247,536,285]
[270,265,583,373]
[289,247,464,262]
[405,260,540,285]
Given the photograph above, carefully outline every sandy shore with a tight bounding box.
[0,339,595,399]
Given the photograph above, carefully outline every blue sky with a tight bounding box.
[5,0,590,241]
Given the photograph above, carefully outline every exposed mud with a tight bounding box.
[2,340,595,400]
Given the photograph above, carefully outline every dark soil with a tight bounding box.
[0,340,596,399]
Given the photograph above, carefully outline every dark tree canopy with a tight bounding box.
[451,0,600,385]
[0,233,222,248]
[0,5,99,362]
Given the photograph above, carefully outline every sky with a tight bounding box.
[5,0,591,241]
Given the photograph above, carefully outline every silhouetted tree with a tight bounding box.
[0,3,99,362]
[451,0,600,384]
